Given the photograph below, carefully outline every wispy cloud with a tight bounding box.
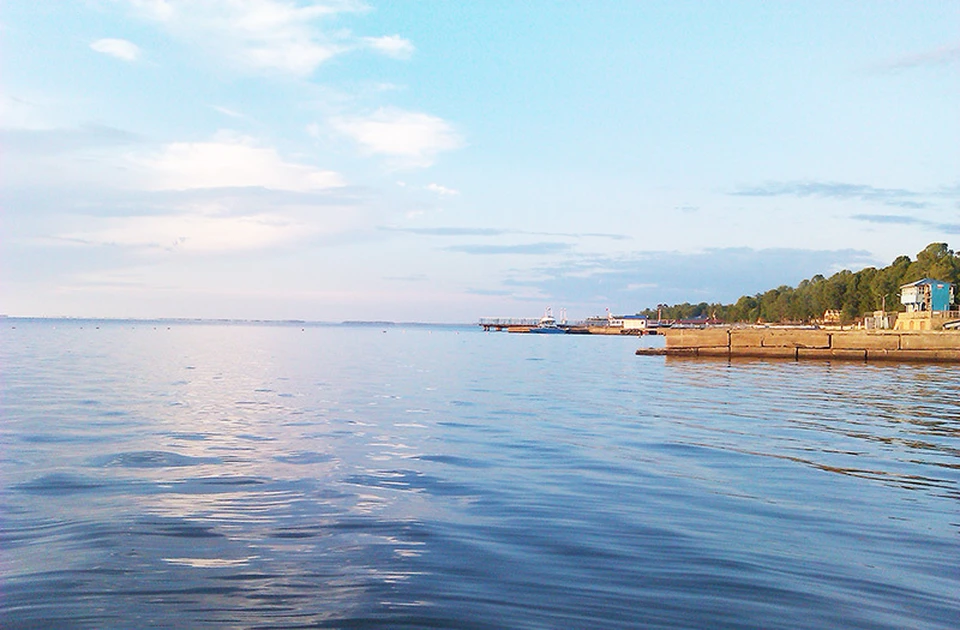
[0,94,47,129]
[59,213,304,253]
[852,213,960,234]
[363,35,414,59]
[446,242,573,255]
[850,214,924,225]
[11,185,360,222]
[90,38,141,61]
[119,0,398,76]
[383,274,428,282]
[580,232,631,241]
[872,44,960,72]
[733,180,930,209]
[465,288,514,297]
[332,108,463,167]
[25,173,366,259]
[425,183,459,196]
[0,124,140,154]
[380,226,630,240]
[383,227,504,237]
[210,105,245,119]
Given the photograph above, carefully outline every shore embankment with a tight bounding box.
[636,327,960,362]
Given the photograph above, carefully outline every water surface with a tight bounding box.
[2,320,958,628]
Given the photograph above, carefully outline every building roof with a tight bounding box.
[899,278,954,289]
[619,314,648,320]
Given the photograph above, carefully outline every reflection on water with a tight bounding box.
[2,321,959,629]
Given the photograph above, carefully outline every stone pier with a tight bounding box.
[636,328,960,362]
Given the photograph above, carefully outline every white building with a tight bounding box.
[607,313,648,330]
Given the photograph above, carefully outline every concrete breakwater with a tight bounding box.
[636,327,960,362]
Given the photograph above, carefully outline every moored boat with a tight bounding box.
[529,308,567,334]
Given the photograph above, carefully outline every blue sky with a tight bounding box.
[2,1,958,321]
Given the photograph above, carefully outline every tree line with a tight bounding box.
[639,243,960,324]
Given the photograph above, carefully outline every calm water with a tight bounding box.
[1,320,958,629]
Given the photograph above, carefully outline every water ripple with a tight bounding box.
[90,450,221,468]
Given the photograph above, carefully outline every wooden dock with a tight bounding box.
[479,318,658,335]
[478,318,539,332]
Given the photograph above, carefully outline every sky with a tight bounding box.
[1,1,958,322]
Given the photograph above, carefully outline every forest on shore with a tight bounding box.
[640,243,960,324]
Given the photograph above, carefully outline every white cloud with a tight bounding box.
[120,0,364,75]
[90,38,141,62]
[363,35,414,59]
[332,108,463,167]
[425,183,459,196]
[138,132,344,190]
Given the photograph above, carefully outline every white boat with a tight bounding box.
[529,308,566,334]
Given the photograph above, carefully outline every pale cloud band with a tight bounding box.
[60,213,303,253]
[138,133,344,191]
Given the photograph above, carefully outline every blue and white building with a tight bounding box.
[900,278,955,313]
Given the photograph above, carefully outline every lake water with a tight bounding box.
[2,320,958,629]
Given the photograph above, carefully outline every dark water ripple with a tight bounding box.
[2,321,959,629]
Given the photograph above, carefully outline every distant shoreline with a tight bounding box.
[0,317,475,328]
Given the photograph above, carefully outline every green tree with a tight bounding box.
[644,243,958,323]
